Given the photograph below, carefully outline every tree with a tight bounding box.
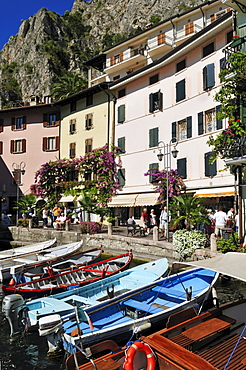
[51,71,87,100]
[170,194,209,230]
[13,194,37,218]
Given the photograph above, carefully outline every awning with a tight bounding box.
[194,187,237,198]
[178,252,246,282]
[108,194,138,207]
[59,195,75,203]
[134,193,159,206]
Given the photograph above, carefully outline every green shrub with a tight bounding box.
[173,229,207,260]
[18,218,29,227]
[216,232,245,253]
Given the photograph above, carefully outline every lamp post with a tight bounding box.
[12,162,26,226]
[157,138,179,241]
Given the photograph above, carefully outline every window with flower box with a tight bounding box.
[11,116,26,131]
[10,139,26,153]
[43,136,59,151]
[43,112,60,127]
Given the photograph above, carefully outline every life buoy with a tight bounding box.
[124,341,156,370]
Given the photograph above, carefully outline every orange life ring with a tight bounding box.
[124,341,156,370]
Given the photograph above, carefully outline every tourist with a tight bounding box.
[141,208,150,235]
[159,206,170,239]
[150,209,157,229]
[52,204,61,223]
[53,212,66,230]
[42,206,49,228]
[213,206,227,237]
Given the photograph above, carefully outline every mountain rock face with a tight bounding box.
[0,0,204,106]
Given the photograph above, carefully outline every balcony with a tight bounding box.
[103,47,146,74]
[147,34,173,58]
[175,23,203,46]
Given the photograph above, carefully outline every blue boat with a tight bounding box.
[2,258,169,336]
[38,267,218,353]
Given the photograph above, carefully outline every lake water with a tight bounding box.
[0,251,245,369]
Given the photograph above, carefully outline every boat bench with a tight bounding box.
[152,286,186,300]
[122,298,162,314]
[65,295,98,306]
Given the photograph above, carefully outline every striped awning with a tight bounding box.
[194,187,236,198]
[134,193,159,206]
[108,194,138,207]
[59,195,76,203]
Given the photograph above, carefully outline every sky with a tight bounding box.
[0,0,83,50]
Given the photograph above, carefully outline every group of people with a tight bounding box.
[209,206,239,238]
[42,204,67,230]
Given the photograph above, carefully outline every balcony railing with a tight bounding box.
[175,24,203,41]
[103,48,146,70]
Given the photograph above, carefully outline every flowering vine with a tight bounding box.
[144,168,186,204]
[34,144,122,207]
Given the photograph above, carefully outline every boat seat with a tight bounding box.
[122,298,162,314]
[152,286,187,299]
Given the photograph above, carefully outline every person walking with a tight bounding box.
[159,206,170,239]
[141,208,150,235]
[213,206,227,238]
[150,209,157,230]
[42,206,49,228]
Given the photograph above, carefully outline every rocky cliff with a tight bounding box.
[0,0,204,106]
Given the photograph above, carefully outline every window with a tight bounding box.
[70,101,76,113]
[0,141,3,155]
[11,116,26,131]
[118,168,125,186]
[67,170,78,182]
[185,22,194,35]
[69,119,76,134]
[175,116,192,141]
[149,91,163,112]
[149,163,159,183]
[117,137,125,153]
[10,139,26,153]
[118,88,126,98]
[176,59,186,73]
[176,79,186,102]
[205,152,217,177]
[149,74,159,85]
[0,119,3,133]
[157,32,166,45]
[43,136,59,151]
[149,128,159,148]
[110,52,123,66]
[43,112,60,127]
[85,138,92,153]
[177,158,187,179]
[69,142,76,159]
[198,106,222,134]
[203,42,214,58]
[203,63,215,90]
[118,105,125,123]
[205,109,216,132]
[86,94,93,107]
[85,114,93,130]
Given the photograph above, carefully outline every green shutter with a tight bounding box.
[177,158,187,179]
[172,122,177,140]
[118,105,125,123]
[157,91,163,110]
[198,112,204,135]
[149,163,159,183]
[149,127,159,148]
[205,152,217,177]
[186,116,192,138]
[216,105,222,130]
[117,137,125,153]
[149,93,154,113]
[118,168,125,186]
[176,79,185,102]
[203,64,215,90]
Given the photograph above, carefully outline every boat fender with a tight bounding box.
[212,287,219,308]
[9,278,15,286]
[124,341,156,370]
[47,265,54,277]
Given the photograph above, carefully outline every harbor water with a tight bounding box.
[0,249,245,369]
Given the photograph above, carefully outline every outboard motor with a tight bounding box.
[39,314,63,354]
[2,294,26,336]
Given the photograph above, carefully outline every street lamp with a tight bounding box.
[12,162,26,226]
[157,138,179,241]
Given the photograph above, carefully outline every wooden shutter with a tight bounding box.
[70,142,76,158]
[0,141,3,155]
[157,33,165,45]
[149,163,159,183]
[43,137,47,151]
[210,14,215,22]
[198,112,204,135]
[10,140,14,153]
[149,128,159,148]
[205,152,217,177]
[185,22,194,35]
[55,111,60,126]
[118,105,125,123]
[177,158,187,179]
[22,116,26,130]
[172,122,177,140]
[117,137,125,153]
[216,105,222,130]
[55,136,59,150]
[85,138,92,153]
[11,117,15,131]
[186,116,192,138]
[110,56,115,66]
[0,119,3,133]
[22,139,26,153]
[119,52,123,62]
[43,113,48,127]
[176,79,185,102]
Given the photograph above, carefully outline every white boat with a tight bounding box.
[0,238,57,260]
[0,240,83,282]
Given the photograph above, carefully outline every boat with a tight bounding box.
[2,250,133,299]
[0,240,86,282]
[19,246,102,279]
[64,252,246,370]
[38,267,218,353]
[0,238,57,260]
[2,258,169,335]
[65,299,246,370]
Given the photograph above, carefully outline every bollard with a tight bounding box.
[153,226,159,241]
[210,233,217,254]
[65,220,71,231]
[108,223,112,236]
[28,218,32,229]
